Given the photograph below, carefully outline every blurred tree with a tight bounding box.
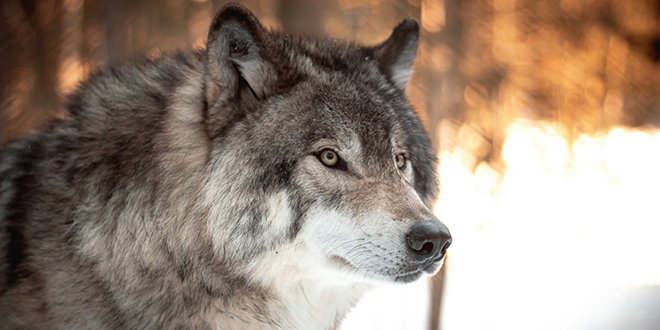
[1,0,64,143]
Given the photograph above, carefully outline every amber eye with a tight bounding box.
[395,153,407,170]
[320,149,339,167]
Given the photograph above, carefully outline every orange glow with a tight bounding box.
[189,1,212,48]
[421,0,445,33]
[59,58,83,94]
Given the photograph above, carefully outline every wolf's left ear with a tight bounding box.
[372,18,420,91]
[205,4,276,103]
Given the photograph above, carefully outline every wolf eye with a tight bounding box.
[319,149,339,167]
[395,153,407,170]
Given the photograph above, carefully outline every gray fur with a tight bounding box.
[0,4,448,329]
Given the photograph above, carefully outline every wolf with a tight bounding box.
[0,3,451,329]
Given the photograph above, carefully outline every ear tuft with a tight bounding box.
[373,18,420,91]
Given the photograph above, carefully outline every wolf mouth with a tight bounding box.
[419,251,446,272]
[329,252,445,283]
[393,270,424,283]
[394,259,444,283]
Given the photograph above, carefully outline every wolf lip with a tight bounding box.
[329,255,355,269]
[419,252,446,274]
[394,270,424,283]
[422,263,440,274]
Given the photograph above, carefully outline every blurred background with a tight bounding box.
[2,0,660,329]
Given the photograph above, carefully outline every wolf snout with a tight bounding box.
[406,220,452,261]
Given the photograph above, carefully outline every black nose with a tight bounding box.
[406,220,452,261]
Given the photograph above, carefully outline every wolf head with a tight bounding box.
[202,4,451,285]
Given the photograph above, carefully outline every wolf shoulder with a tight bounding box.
[0,50,205,317]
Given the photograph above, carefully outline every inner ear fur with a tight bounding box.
[203,4,278,139]
[204,4,277,107]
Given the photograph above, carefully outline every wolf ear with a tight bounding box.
[205,4,276,104]
[372,18,420,91]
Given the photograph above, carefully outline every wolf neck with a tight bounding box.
[208,280,369,330]
[269,278,368,330]
[209,241,371,330]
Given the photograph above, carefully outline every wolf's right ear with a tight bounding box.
[204,4,276,105]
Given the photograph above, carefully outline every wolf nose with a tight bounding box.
[406,220,452,260]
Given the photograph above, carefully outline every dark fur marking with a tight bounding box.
[256,158,293,189]
[4,139,44,289]
[246,205,263,236]
[286,190,311,241]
